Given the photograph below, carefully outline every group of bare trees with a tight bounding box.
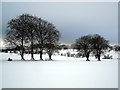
[74,34,109,61]
[5,14,60,61]
[5,13,111,61]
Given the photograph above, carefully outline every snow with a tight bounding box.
[1,51,118,88]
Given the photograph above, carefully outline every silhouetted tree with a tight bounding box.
[75,35,93,61]
[23,14,38,60]
[35,18,49,60]
[5,14,29,60]
[45,23,60,60]
[91,34,109,61]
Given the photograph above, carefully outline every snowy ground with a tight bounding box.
[1,51,119,88]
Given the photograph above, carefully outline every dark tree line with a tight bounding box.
[74,34,109,61]
[5,14,60,61]
[4,14,113,61]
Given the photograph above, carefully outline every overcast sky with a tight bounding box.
[2,2,118,44]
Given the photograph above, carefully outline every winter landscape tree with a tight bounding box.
[35,18,49,60]
[75,35,93,61]
[45,23,60,60]
[23,14,39,60]
[74,34,109,61]
[5,14,29,60]
[91,34,109,61]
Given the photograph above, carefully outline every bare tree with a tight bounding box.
[23,14,38,60]
[91,34,109,61]
[75,35,93,61]
[5,14,29,60]
[45,23,60,60]
[35,18,49,60]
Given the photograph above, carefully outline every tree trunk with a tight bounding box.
[31,37,34,60]
[21,54,25,61]
[21,35,25,60]
[21,49,25,61]
[97,51,101,61]
[40,50,43,60]
[86,52,90,61]
[48,51,52,60]
[49,54,52,60]
[97,54,101,61]
[20,50,25,60]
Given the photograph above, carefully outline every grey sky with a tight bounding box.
[2,2,118,44]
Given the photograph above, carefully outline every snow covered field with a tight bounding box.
[1,51,118,88]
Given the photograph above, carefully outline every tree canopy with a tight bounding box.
[74,34,109,61]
